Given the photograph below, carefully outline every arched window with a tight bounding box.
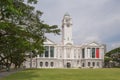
[92,62,95,67]
[40,62,43,67]
[45,62,48,67]
[88,62,91,66]
[50,62,54,67]
[67,62,71,68]
[82,63,85,67]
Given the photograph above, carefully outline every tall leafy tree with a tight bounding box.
[0,0,60,69]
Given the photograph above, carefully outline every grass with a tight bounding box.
[1,68,120,80]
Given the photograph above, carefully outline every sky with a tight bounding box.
[34,0,120,51]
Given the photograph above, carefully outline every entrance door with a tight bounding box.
[67,62,71,68]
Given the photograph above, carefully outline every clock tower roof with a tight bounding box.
[64,12,70,16]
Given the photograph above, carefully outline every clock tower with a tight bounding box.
[62,13,73,45]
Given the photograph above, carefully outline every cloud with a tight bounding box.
[111,42,120,49]
[35,0,120,51]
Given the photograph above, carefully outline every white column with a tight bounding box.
[100,48,104,59]
[56,47,58,58]
[80,49,82,59]
[95,62,97,68]
[68,47,71,59]
[74,49,75,59]
[95,48,96,59]
[58,47,59,59]
[61,47,64,59]
[87,48,91,59]
[76,49,78,59]
[43,51,45,58]
[100,48,102,59]
[63,47,65,59]
[90,48,92,59]
[49,46,50,58]
[58,47,60,59]
[64,47,67,59]
[71,47,74,59]
[54,46,56,58]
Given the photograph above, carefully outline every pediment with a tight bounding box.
[87,42,100,46]
[44,39,55,45]
[66,43,72,45]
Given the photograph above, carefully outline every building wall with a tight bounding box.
[24,42,105,68]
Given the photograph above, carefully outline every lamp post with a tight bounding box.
[35,50,38,68]
[109,60,113,68]
[29,38,34,68]
[36,55,37,68]
[30,49,38,68]
[30,52,32,68]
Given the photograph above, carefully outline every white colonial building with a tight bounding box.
[24,13,106,68]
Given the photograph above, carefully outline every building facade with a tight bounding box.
[24,13,106,68]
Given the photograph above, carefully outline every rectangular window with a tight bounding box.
[96,48,99,58]
[92,48,95,58]
[40,53,43,57]
[50,46,54,57]
[82,63,85,67]
[45,46,49,57]
[82,48,85,58]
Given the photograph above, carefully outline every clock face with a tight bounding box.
[66,18,70,27]
[66,18,70,23]
[67,23,70,27]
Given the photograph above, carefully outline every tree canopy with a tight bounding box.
[0,0,60,69]
[105,47,120,57]
[105,47,120,67]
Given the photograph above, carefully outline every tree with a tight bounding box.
[105,47,120,67]
[104,56,112,68]
[0,0,60,69]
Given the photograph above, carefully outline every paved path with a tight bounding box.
[0,69,22,79]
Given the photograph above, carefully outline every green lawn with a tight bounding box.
[1,68,120,80]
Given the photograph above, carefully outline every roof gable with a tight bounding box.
[44,39,56,45]
[87,42,100,47]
